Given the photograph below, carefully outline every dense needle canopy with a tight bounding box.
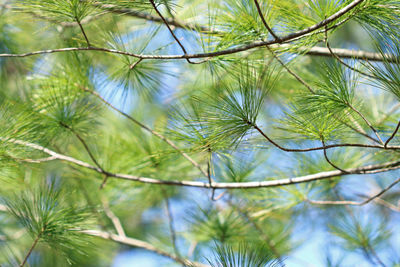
[0,0,399,266]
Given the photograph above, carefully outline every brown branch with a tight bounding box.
[83,230,208,267]
[385,120,400,148]
[324,28,376,80]
[321,138,348,173]
[0,1,367,61]
[348,104,384,145]
[5,138,400,189]
[266,46,315,93]
[253,0,280,41]
[60,122,104,172]
[76,17,91,47]
[20,231,42,267]
[252,124,389,152]
[148,0,193,64]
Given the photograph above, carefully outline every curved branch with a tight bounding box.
[4,138,400,189]
[385,120,400,148]
[0,1,366,61]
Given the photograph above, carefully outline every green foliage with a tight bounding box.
[329,214,391,253]
[1,0,400,266]
[3,182,94,261]
[310,60,356,112]
[367,36,400,101]
[207,242,280,267]
[355,0,400,37]
[176,64,274,149]
[214,0,274,48]
[102,27,167,101]
[18,0,96,22]
[277,105,343,140]
[189,206,247,243]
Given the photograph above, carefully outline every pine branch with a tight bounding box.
[75,17,91,47]
[385,120,400,148]
[324,26,376,80]
[19,230,43,267]
[321,138,348,173]
[348,104,384,145]
[3,1,396,64]
[4,138,400,189]
[253,0,281,41]
[148,0,193,64]
[0,1,368,61]
[266,47,375,143]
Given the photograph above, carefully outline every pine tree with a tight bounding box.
[0,0,399,266]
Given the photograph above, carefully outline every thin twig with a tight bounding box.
[76,17,91,47]
[148,0,193,64]
[385,120,400,148]
[266,46,315,93]
[324,25,377,80]
[253,0,281,41]
[207,148,218,201]
[60,122,104,173]
[129,58,143,69]
[252,124,387,152]
[20,231,42,267]
[102,198,126,238]
[321,138,348,173]
[348,104,384,145]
